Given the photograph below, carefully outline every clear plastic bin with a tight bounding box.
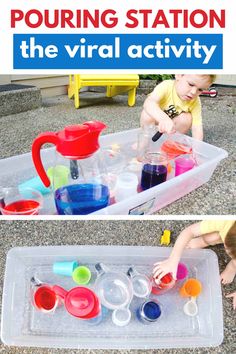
[0,129,228,215]
[1,245,223,349]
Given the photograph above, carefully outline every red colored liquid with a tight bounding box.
[3,200,40,215]
[161,141,192,159]
[34,287,57,311]
[152,273,175,294]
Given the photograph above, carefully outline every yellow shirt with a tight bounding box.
[200,220,235,242]
[152,80,202,126]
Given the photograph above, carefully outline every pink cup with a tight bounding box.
[176,263,188,280]
[175,157,195,176]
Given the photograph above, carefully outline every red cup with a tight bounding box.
[152,273,176,295]
[33,285,59,312]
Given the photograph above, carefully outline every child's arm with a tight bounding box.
[192,124,203,141]
[225,291,236,310]
[142,89,175,134]
[153,222,201,280]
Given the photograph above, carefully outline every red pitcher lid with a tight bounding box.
[55,121,106,159]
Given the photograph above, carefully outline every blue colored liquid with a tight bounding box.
[55,184,110,215]
[137,301,162,323]
[141,164,167,190]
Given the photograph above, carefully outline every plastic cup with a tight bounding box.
[137,300,162,323]
[72,266,91,285]
[33,285,58,313]
[176,263,188,280]
[47,165,70,190]
[112,308,131,327]
[53,260,78,277]
[175,157,195,176]
[0,187,43,215]
[18,176,51,195]
[179,278,202,297]
[114,172,138,203]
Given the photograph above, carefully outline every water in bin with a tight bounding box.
[94,263,133,310]
[32,122,110,215]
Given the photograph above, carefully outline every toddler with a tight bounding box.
[140,74,216,140]
[153,220,236,309]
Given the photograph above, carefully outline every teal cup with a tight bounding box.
[53,260,79,276]
[19,176,51,195]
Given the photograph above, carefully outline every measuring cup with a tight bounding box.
[53,285,100,319]
[141,152,168,190]
[94,263,133,310]
[32,283,59,313]
[152,272,176,295]
[180,278,202,317]
[127,267,152,298]
[112,307,132,327]
[137,299,162,324]
[183,297,198,316]
[179,278,202,297]
[0,187,43,215]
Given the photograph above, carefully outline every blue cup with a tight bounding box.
[137,300,162,324]
[53,260,78,276]
[19,176,51,195]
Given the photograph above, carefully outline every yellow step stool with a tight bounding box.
[68,74,139,108]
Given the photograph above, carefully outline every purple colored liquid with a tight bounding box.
[141,164,167,190]
[55,184,109,215]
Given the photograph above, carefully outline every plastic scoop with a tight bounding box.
[112,307,131,327]
[160,140,192,159]
[127,267,152,298]
[183,296,198,317]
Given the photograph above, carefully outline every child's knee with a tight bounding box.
[173,112,192,133]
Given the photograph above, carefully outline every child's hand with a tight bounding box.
[158,117,176,134]
[153,258,178,280]
[225,291,236,310]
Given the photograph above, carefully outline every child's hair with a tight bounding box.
[208,75,217,83]
[224,222,236,259]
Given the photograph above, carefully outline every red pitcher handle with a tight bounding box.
[32,133,59,187]
[52,285,68,299]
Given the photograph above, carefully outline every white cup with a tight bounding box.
[114,172,138,203]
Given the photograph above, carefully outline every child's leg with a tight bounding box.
[173,112,192,134]
[221,259,236,284]
[186,232,222,249]
[140,109,156,127]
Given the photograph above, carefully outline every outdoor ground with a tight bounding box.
[0,85,235,214]
[0,220,235,354]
